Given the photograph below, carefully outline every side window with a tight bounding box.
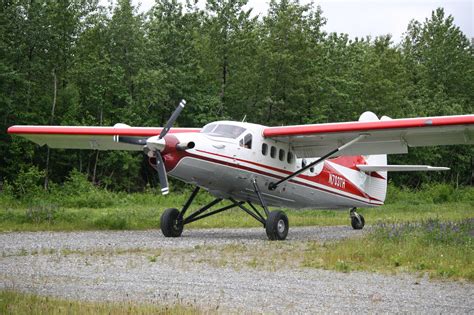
[279,149,285,161]
[310,166,315,173]
[301,158,307,168]
[239,133,252,149]
[287,151,294,164]
[243,133,252,149]
[270,146,276,158]
[262,143,268,155]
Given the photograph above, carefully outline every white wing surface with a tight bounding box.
[263,114,474,158]
[8,125,200,151]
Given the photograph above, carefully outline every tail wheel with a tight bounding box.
[160,208,183,237]
[265,210,289,241]
[351,213,365,230]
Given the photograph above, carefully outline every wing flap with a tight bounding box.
[357,165,450,172]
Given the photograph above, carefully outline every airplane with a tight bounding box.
[8,100,474,240]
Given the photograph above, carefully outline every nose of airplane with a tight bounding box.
[147,133,197,172]
[146,136,166,152]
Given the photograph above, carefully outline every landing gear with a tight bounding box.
[159,181,289,241]
[266,210,289,240]
[350,207,365,230]
[160,208,183,237]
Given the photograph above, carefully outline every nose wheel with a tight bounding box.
[350,208,365,230]
[160,208,184,237]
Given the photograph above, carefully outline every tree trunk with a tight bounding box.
[44,69,57,190]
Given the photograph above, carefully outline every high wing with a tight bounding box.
[7,125,201,151]
[263,114,474,158]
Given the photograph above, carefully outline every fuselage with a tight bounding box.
[162,121,387,210]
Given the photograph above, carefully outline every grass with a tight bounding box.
[0,183,472,232]
[0,290,200,315]
[0,200,472,232]
[302,218,474,281]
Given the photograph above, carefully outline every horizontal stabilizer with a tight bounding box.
[357,165,450,172]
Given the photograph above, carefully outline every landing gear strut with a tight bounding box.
[160,181,289,241]
[350,207,365,230]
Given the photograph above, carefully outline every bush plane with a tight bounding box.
[8,100,474,240]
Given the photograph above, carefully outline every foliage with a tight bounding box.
[385,182,474,205]
[0,1,472,191]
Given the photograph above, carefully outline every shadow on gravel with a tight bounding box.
[178,226,364,242]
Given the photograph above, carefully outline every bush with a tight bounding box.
[385,183,474,205]
[56,170,117,208]
[10,166,45,198]
[61,169,95,195]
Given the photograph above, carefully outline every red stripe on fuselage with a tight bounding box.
[173,149,382,205]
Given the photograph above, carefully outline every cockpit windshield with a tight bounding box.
[201,123,246,139]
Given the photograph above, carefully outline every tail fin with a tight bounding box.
[359,112,388,203]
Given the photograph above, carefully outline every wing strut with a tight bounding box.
[268,134,367,191]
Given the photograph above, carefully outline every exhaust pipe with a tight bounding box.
[176,141,195,151]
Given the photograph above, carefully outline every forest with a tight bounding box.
[1,0,473,194]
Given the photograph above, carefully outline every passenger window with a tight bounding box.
[310,167,315,173]
[243,133,252,149]
[301,159,307,168]
[239,133,252,149]
[287,151,294,164]
[262,143,268,155]
[270,146,276,158]
[279,149,285,161]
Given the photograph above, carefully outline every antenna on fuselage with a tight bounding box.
[241,115,247,122]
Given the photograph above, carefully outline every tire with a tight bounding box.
[160,208,183,237]
[351,213,365,230]
[265,210,289,241]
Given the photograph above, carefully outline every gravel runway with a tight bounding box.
[1,227,473,313]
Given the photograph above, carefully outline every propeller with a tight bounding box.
[114,99,187,195]
[150,99,186,195]
[154,150,169,195]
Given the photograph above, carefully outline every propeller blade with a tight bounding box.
[155,152,169,195]
[115,136,147,145]
[159,99,186,139]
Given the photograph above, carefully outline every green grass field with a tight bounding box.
[302,218,474,281]
[0,183,472,232]
[0,290,199,315]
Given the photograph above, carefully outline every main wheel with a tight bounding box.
[160,208,183,237]
[265,210,289,241]
[351,213,365,230]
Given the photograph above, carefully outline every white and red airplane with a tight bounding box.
[8,100,474,240]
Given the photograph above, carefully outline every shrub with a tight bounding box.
[11,166,45,198]
[62,169,95,195]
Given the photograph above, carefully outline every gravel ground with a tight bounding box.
[1,227,473,314]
